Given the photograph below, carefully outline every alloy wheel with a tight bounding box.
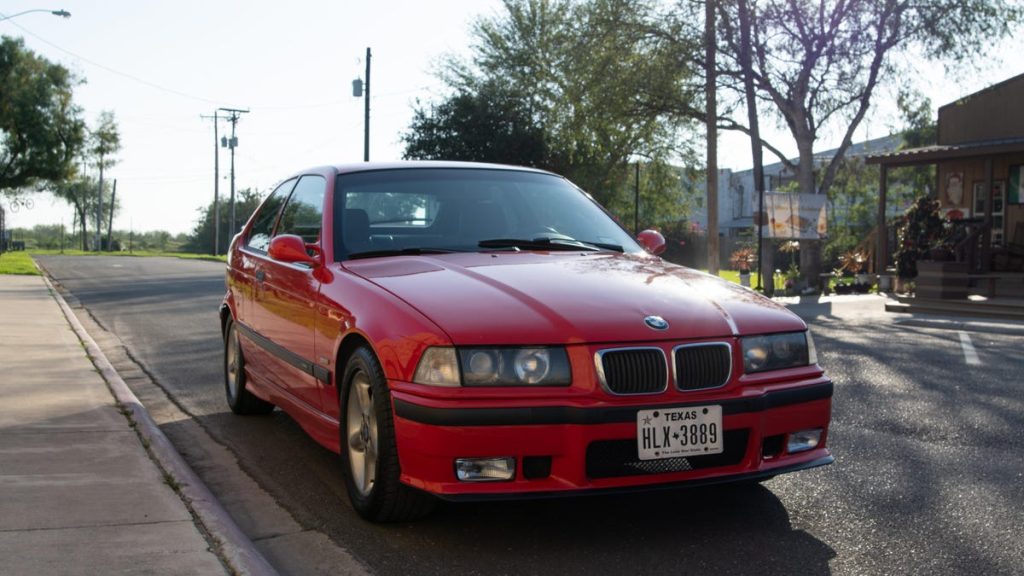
[346,371,378,497]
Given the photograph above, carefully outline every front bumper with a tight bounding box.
[390,379,833,499]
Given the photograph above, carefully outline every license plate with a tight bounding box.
[636,405,723,460]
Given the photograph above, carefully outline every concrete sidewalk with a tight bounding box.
[0,274,229,575]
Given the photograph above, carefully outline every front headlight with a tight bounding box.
[741,332,811,374]
[413,346,571,387]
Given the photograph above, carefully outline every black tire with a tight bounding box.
[340,346,436,522]
[223,318,275,415]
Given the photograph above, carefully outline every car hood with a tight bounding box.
[342,252,805,345]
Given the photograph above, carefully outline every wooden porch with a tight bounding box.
[867,138,1024,311]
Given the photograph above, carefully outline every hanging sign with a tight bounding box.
[758,193,828,239]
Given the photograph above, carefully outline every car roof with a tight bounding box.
[269,162,564,200]
[329,160,557,177]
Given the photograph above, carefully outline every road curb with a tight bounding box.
[40,272,280,576]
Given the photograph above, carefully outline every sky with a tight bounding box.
[3,0,1023,235]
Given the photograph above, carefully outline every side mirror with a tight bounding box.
[636,229,666,256]
[268,234,321,267]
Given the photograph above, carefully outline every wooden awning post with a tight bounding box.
[876,165,889,274]
[983,157,994,273]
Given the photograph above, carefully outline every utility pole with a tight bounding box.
[352,47,372,161]
[201,111,224,255]
[364,47,371,161]
[219,108,249,242]
[705,0,719,275]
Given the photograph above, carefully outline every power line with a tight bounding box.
[4,17,424,111]
[2,15,223,105]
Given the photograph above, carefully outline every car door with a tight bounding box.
[232,178,295,384]
[252,174,328,411]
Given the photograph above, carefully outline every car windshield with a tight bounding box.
[333,168,642,261]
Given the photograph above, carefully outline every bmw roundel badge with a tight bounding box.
[644,315,669,330]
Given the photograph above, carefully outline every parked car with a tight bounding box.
[221,162,833,521]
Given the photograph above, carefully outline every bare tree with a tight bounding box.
[712,0,1021,280]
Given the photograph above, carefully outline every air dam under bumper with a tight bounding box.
[391,380,833,499]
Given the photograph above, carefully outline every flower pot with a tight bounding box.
[739,271,750,287]
[915,261,968,299]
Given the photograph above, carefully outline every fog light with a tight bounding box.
[455,457,516,482]
[787,428,823,453]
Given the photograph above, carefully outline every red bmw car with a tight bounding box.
[221,162,833,522]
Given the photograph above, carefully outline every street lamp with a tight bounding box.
[0,9,71,22]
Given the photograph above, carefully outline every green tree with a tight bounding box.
[90,111,121,249]
[6,224,65,250]
[823,93,939,272]
[409,0,701,221]
[50,175,117,251]
[823,157,881,269]
[185,188,263,254]
[29,224,64,250]
[0,36,86,197]
[711,0,1021,281]
[404,83,549,167]
[890,89,938,201]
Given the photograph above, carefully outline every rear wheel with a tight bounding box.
[224,318,275,415]
[340,346,435,522]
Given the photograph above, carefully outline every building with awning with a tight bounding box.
[867,73,1024,302]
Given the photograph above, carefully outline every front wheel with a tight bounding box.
[340,346,435,522]
[223,318,274,415]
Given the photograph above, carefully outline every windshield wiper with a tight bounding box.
[346,247,461,260]
[478,237,623,252]
[577,240,624,252]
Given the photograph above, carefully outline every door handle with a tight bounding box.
[256,269,266,283]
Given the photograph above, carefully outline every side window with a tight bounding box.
[276,175,326,244]
[246,179,295,252]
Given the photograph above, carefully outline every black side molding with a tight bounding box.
[394,381,833,427]
[235,321,332,385]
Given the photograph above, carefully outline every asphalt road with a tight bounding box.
[37,255,1024,576]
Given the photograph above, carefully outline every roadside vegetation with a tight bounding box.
[0,252,40,275]
[27,249,225,263]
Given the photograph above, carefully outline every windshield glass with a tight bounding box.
[333,168,642,261]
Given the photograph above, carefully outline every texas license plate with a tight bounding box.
[636,405,723,460]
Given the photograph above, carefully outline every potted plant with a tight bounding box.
[783,263,801,295]
[730,247,757,286]
[894,196,968,298]
[894,196,946,281]
[839,248,871,290]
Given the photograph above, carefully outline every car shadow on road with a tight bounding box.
[190,409,835,576]
[410,482,836,575]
